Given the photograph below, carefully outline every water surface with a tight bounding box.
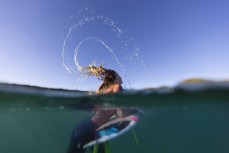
[0,83,229,153]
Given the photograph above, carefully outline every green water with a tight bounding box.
[1,86,229,153]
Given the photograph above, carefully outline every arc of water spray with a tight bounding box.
[62,15,125,73]
[73,36,131,85]
[74,37,125,72]
[61,14,134,88]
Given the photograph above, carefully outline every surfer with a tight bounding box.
[66,65,125,153]
[84,65,123,94]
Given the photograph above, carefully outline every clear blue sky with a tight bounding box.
[0,0,229,90]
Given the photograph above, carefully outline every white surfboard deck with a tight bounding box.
[83,115,138,149]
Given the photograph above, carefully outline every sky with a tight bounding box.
[0,0,229,91]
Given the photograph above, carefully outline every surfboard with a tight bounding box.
[83,114,139,149]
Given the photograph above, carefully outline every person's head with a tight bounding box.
[83,65,122,85]
[102,69,117,84]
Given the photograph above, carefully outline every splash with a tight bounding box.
[73,37,127,81]
[62,15,126,73]
[74,37,124,70]
[61,10,146,88]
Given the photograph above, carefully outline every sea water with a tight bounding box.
[0,83,229,153]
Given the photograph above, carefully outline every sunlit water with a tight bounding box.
[1,83,229,153]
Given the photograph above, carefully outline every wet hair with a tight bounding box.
[82,65,118,91]
[98,69,116,91]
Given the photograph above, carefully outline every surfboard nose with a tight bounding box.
[130,116,138,121]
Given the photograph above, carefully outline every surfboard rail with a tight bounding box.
[83,114,139,149]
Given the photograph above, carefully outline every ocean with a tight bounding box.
[0,83,229,153]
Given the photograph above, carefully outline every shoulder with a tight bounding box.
[112,84,123,93]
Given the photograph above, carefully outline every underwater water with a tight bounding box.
[0,83,229,153]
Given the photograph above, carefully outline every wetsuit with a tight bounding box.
[66,107,140,153]
[66,108,118,153]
